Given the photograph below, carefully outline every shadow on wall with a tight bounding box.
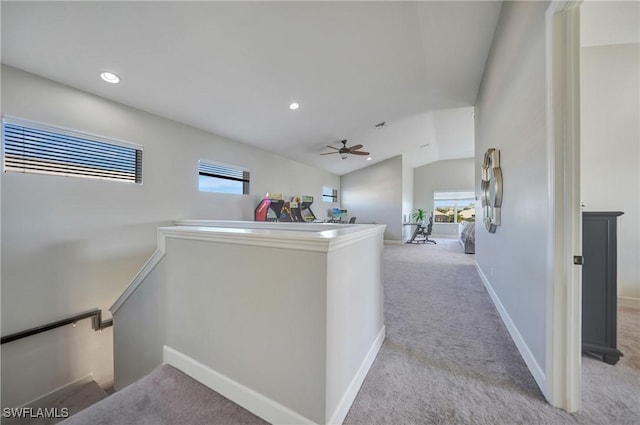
[1,221,164,407]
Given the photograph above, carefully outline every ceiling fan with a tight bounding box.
[321,140,370,159]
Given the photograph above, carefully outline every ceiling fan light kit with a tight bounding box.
[321,139,370,159]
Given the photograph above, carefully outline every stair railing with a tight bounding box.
[1,308,113,345]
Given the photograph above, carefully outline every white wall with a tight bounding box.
[413,157,475,215]
[401,155,414,222]
[401,155,414,240]
[581,43,640,305]
[0,65,340,407]
[474,0,550,392]
[114,224,385,424]
[341,156,403,241]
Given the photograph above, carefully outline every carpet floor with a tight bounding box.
[344,239,640,425]
[59,238,639,424]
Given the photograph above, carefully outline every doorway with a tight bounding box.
[547,0,640,413]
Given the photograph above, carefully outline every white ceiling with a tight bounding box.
[1,1,501,176]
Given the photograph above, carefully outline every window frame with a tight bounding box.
[322,185,338,203]
[2,116,142,184]
[433,190,476,224]
[198,159,250,195]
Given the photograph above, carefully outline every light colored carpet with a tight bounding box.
[57,365,267,425]
[58,238,639,424]
[344,239,640,424]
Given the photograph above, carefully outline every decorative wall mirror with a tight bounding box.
[481,148,503,233]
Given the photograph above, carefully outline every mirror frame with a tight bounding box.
[481,148,503,233]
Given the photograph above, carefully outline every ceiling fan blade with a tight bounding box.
[325,145,340,150]
[347,144,363,151]
[320,151,339,155]
[350,151,370,156]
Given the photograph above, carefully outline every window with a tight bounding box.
[2,117,142,183]
[322,186,338,203]
[433,191,476,223]
[198,160,249,194]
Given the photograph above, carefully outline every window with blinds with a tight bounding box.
[2,117,142,183]
[198,160,249,195]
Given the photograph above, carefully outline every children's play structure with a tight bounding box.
[255,193,317,222]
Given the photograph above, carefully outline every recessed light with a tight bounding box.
[100,72,120,84]
[367,157,372,161]
[289,102,299,110]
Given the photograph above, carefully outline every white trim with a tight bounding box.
[110,249,165,314]
[163,345,316,425]
[383,239,403,245]
[545,0,582,412]
[619,296,640,310]
[111,222,385,315]
[475,263,546,389]
[430,234,457,239]
[19,374,94,408]
[161,226,333,252]
[328,326,385,425]
[171,221,386,253]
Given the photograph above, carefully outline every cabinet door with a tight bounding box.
[582,211,622,364]
[582,217,611,347]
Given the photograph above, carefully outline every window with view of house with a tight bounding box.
[322,185,338,203]
[433,191,476,223]
[198,160,249,195]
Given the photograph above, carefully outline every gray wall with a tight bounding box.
[1,65,340,407]
[341,156,403,241]
[413,158,475,215]
[401,155,414,224]
[581,43,640,305]
[474,0,549,382]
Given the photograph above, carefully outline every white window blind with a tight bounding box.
[2,117,142,183]
[198,160,249,194]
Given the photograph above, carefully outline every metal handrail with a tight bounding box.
[1,308,113,345]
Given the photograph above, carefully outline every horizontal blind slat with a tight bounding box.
[198,160,250,194]
[4,143,136,172]
[3,119,142,184]
[198,161,249,183]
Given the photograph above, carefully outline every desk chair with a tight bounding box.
[406,217,437,244]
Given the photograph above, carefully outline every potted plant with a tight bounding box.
[412,208,427,224]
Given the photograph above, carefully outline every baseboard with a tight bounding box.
[619,296,640,310]
[163,345,316,425]
[328,325,385,425]
[384,240,403,245]
[474,262,547,392]
[19,374,94,408]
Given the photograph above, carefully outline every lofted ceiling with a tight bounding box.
[1,1,502,176]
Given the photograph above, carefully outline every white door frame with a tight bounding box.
[545,0,582,412]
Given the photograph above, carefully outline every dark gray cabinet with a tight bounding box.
[582,211,624,365]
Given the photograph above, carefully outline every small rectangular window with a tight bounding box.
[198,160,249,195]
[322,186,338,203]
[2,117,142,183]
